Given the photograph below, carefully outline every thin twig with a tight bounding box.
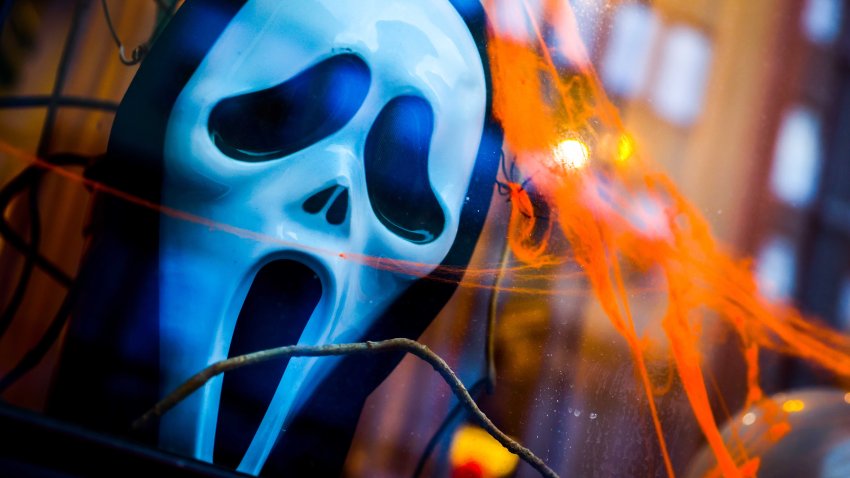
[133,338,559,478]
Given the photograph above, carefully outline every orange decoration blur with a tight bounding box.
[483,1,850,477]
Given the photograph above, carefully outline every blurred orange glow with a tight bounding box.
[450,425,519,477]
[781,399,806,413]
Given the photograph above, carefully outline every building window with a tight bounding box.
[769,107,822,208]
[802,0,843,45]
[649,25,712,126]
[756,236,797,301]
[564,0,603,58]
[600,3,660,98]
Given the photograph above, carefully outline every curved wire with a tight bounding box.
[0,155,89,363]
[0,218,73,287]
[0,0,88,392]
[0,182,41,338]
[101,0,177,66]
[101,0,147,65]
[0,279,78,394]
[0,154,86,294]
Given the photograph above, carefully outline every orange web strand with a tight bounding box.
[483,1,850,477]
[505,181,554,265]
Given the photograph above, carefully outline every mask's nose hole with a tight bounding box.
[325,188,348,225]
[302,185,337,214]
[302,185,348,225]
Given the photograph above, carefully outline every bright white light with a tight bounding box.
[554,139,590,169]
[742,412,756,426]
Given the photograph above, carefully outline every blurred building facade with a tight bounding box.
[1,0,849,477]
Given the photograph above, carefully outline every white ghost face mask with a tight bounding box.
[158,0,488,472]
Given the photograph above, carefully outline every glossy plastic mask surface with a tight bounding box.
[160,0,486,472]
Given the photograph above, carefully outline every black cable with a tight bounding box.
[102,0,178,66]
[37,0,86,158]
[101,0,146,65]
[0,166,46,339]
[0,0,88,393]
[411,379,488,478]
[0,155,90,341]
[0,158,85,385]
[0,166,41,204]
[0,95,119,111]
[0,182,41,338]
[0,218,73,287]
[0,153,89,290]
[0,280,77,394]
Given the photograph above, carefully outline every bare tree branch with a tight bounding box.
[132,338,558,478]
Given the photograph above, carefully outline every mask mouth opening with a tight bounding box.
[213,259,323,468]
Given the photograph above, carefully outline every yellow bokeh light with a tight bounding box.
[844,392,850,404]
[450,425,519,477]
[617,133,635,162]
[553,138,590,170]
[782,399,805,413]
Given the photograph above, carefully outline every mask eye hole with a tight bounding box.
[364,96,444,244]
[209,54,370,162]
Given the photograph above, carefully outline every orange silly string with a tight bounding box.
[482,1,850,477]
